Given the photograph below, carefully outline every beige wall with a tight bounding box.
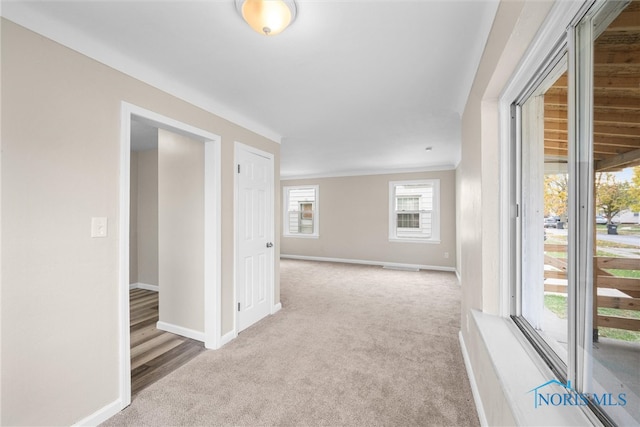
[130,151,139,283]
[281,170,456,269]
[457,0,553,424]
[158,129,204,332]
[136,149,159,286]
[0,19,279,425]
[0,16,4,426]
[129,149,159,286]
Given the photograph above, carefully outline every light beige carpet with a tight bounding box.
[104,259,479,426]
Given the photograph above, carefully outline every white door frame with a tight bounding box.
[118,102,221,409]
[233,142,277,336]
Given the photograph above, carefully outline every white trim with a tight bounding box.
[282,184,320,238]
[458,331,488,427]
[468,310,596,426]
[388,179,441,243]
[382,265,419,272]
[232,143,239,339]
[204,129,223,351]
[0,8,3,424]
[118,102,222,413]
[0,3,281,144]
[282,234,319,239]
[124,104,221,145]
[281,164,455,181]
[72,399,121,427]
[220,330,237,347]
[455,270,461,285]
[498,0,587,317]
[388,237,441,245]
[280,254,455,273]
[156,321,205,342]
[129,282,159,292]
[499,0,586,103]
[271,302,282,315]
[118,104,132,409]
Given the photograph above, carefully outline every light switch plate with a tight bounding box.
[91,217,108,238]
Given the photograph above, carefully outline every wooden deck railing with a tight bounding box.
[543,243,568,293]
[543,244,640,335]
[595,256,640,333]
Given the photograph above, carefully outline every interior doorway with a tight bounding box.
[129,288,204,396]
[128,121,207,396]
[119,102,222,408]
[129,119,159,293]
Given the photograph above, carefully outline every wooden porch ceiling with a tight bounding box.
[544,1,640,172]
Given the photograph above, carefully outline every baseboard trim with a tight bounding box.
[459,331,488,427]
[72,398,121,426]
[271,302,282,314]
[219,330,236,347]
[156,321,205,342]
[129,282,159,292]
[280,254,455,273]
[455,270,461,285]
[383,265,419,272]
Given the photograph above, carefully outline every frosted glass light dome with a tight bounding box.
[235,0,297,36]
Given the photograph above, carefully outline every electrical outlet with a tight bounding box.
[444,252,449,259]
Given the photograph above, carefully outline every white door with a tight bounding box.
[236,144,274,332]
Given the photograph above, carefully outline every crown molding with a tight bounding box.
[1,4,282,144]
[281,164,456,181]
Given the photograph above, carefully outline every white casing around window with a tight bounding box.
[283,185,319,238]
[388,179,440,243]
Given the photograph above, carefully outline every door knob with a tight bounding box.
[266,242,273,248]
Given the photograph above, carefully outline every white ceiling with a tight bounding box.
[3,0,499,178]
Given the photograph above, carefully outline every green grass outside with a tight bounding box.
[596,224,640,237]
[545,252,567,258]
[545,234,637,250]
[544,294,640,342]
[545,294,568,319]
[545,234,567,244]
[544,250,637,258]
[596,250,618,257]
[596,239,639,250]
[603,269,640,278]
[543,225,639,342]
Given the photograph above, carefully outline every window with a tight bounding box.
[518,54,569,368]
[283,185,319,237]
[389,180,440,243]
[510,1,639,425]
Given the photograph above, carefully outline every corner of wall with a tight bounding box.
[462,311,517,427]
[0,13,3,425]
[72,399,122,427]
[459,330,488,426]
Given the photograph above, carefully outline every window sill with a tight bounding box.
[283,234,319,239]
[388,237,440,244]
[467,310,599,426]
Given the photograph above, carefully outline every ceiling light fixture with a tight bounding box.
[235,0,297,36]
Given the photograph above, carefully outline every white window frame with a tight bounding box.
[388,179,440,244]
[500,1,637,425]
[283,185,319,238]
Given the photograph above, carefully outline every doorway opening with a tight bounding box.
[128,288,205,396]
[119,102,221,408]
